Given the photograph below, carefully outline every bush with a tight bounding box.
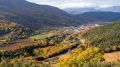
[57,47,103,67]
[0,57,43,67]
[82,61,120,67]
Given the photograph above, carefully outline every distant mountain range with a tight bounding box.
[0,0,120,30]
[64,6,120,14]
[74,12,120,24]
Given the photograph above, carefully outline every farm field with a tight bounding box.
[29,32,56,40]
[0,39,35,51]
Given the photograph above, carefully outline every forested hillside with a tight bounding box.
[82,21,120,52]
[0,0,80,29]
[0,0,120,30]
[0,19,32,47]
[57,21,120,67]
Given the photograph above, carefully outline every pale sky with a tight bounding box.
[27,0,120,9]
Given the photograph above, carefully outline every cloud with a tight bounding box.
[57,2,94,8]
[27,0,120,9]
[99,4,113,8]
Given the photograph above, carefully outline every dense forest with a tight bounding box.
[82,21,120,52]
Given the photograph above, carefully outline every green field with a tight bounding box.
[29,32,56,40]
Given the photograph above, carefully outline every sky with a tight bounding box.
[27,0,120,9]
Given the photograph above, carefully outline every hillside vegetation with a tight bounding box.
[82,21,120,52]
[57,21,120,67]
[0,22,120,67]
[0,0,80,29]
[0,19,32,47]
[0,0,120,30]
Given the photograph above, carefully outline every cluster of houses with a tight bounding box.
[63,24,102,34]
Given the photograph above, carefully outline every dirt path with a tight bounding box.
[0,39,35,51]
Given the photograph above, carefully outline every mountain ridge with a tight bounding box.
[0,0,80,29]
[74,12,120,24]
[0,0,120,29]
[64,6,120,14]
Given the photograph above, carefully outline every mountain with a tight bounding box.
[0,0,120,29]
[64,7,97,14]
[74,12,120,24]
[64,6,120,14]
[100,6,120,12]
[0,0,80,29]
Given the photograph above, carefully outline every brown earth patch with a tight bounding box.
[0,39,36,51]
[104,51,120,62]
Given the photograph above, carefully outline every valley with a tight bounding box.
[0,0,120,67]
[0,21,120,67]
